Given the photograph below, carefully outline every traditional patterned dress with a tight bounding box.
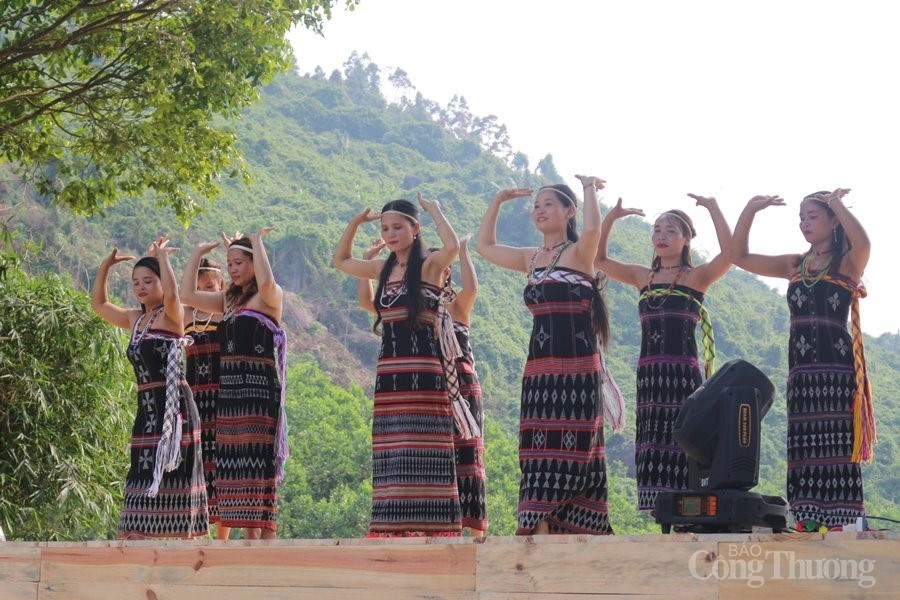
[453,321,488,532]
[518,266,611,535]
[120,313,208,538]
[786,273,870,527]
[635,283,706,511]
[369,281,461,535]
[217,309,287,531]
[185,313,220,523]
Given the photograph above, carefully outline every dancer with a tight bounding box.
[183,257,227,537]
[91,236,207,539]
[476,176,613,535]
[594,195,732,512]
[357,234,488,536]
[333,193,463,536]
[732,189,873,530]
[181,227,286,539]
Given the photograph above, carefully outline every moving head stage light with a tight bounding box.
[654,359,789,533]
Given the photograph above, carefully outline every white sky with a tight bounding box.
[289,0,897,336]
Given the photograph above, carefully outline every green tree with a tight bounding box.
[278,356,372,539]
[0,265,132,540]
[0,0,356,220]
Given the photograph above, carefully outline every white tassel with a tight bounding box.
[600,360,625,433]
[452,396,482,440]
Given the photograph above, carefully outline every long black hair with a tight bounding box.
[540,184,611,349]
[132,256,160,313]
[373,199,426,334]
[802,191,850,261]
[224,237,259,310]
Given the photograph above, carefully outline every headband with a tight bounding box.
[381,209,419,225]
[229,242,253,254]
[199,266,222,273]
[538,186,578,207]
[657,211,696,238]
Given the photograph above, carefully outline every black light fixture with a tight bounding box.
[654,359,789,533]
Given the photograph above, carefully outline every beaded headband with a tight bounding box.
[229,242,253,254]
[656,211,696,239]
[381,209,420,225]
[538,186,578,207]
[199,266,222,273]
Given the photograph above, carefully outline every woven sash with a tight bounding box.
[129,314,194,498]
[423,288,481,439]
[817,275,876,463]
[639,287,716,379]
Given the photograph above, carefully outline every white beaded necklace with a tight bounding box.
[528,241,571,283]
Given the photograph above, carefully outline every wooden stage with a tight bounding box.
[2,531,898,599]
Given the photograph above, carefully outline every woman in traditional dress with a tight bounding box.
[476,176,613,535]
[732,189,873,530]
[357,233,488,536]
[593,195,732,514]
[91,236,208,539]
[182,227,286,540]
[183,257,227,537]
[333,193,463,536]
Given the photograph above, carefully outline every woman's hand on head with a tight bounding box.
[491,187,533,204]
[220,231,244,247]
[820,188,851,205]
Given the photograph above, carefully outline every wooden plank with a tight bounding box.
[0,544,41,589]
[0,542,40,600]
[715,536,900,599]
[39,540,476,592]
[2,582,38,600]
[478,595,686,600]
[8,531,900,599]
[475,535,720,599]
[38,583,475,600]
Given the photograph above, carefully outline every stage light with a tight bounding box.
[654,359,789,533]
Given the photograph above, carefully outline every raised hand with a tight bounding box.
[819,188,851,206]
[575,174,606,191]
[147,235,178,258]
[492,187,533,203]
[192,240,220,256]
[687,193,718,210]
[417,191,441,215]
[101,247,135,268]
[746,195,785,212]
[362,238,386,260]
[250,226,276,244]
[220,231,244,247]
[459,233,473,246]
[351,207,381,225]
[607,197,645,221]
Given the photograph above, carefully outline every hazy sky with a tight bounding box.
[289,0,896,335]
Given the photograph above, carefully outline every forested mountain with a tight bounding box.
[2,53,898,539]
